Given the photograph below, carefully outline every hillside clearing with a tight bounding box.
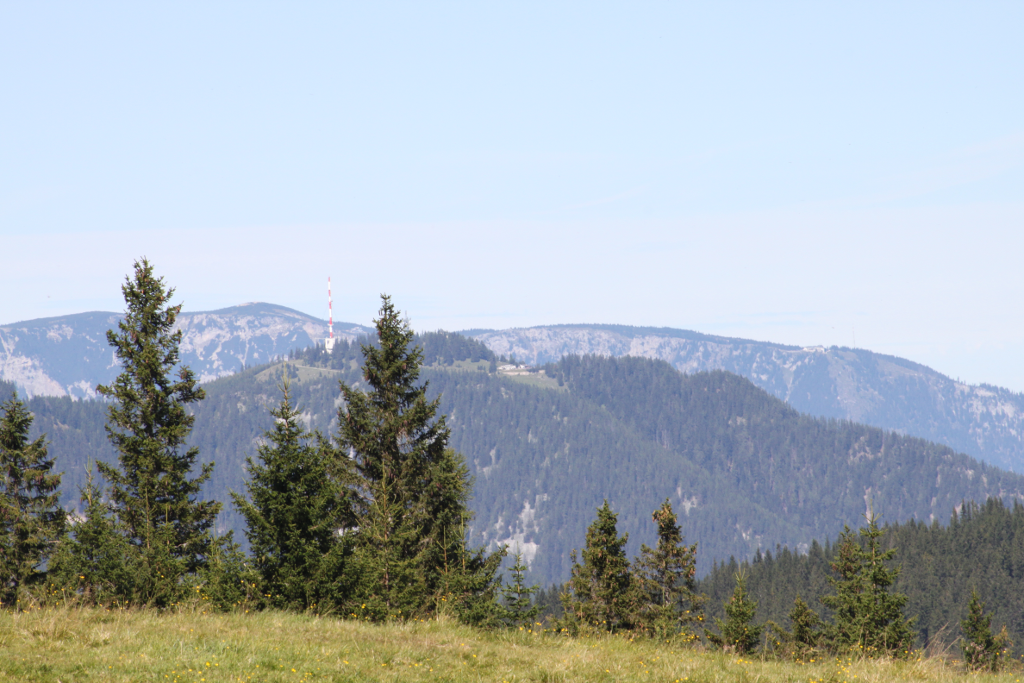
[0,607,1019,682]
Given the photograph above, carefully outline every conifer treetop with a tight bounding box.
[337,294,500,621]
[98,258,204,448]
[340,294,450,492]
[94,258,218,598]
[362,295,426,412]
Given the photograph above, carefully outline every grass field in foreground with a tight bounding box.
[1,606,1021,682]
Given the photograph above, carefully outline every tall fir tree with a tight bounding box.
[338,295,502,621]
[631,499,704,640]
[707,573,762,654]
[560,500,634,633]
[0,393,64,607]
[820,515,915,657]
[95,259,220,605]
[232,383,356,612]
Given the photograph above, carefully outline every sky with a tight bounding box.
[2,3,1023,390]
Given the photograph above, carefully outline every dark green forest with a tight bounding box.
[700,498,1024,653]
[10,333,1024,587]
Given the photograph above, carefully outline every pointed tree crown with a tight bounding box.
[93,258,219,603]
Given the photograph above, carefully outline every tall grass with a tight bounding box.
[1,605,1021,682]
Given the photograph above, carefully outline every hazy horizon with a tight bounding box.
[3,4,1022,390]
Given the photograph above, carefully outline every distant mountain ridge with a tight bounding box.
[4,307,1023,474]
[466,324,1024,473]
[0,303,372,399]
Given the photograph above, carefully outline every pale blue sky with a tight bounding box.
[2,3,1023,389]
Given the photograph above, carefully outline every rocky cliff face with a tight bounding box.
[0,303,371,399]
[468,324,1024,473]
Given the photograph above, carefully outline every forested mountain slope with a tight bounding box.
[452,355,1024,583]
[8,335,1023,588]
[0,303,372,398]
[700,498,1024,653]
[467,324,1024,473]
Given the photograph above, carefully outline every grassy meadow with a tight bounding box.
[1,606,1021,682]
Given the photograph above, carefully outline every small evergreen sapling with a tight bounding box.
[0,393,65,607]
[769,596,823,658]
[501,548,540,628]
[193,535,262,613]
[631,499,704,641]
[707,572,762,654]
[820,514,915,657]
[789,596,823,650]
[232,383,355,612]
[961,589,1010,672]
[48,468,132,605]
[560,500,634,633]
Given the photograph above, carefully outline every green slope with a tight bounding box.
[8,339,1024,590]
[438,355,1024,583]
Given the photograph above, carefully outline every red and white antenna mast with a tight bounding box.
[325,276,336,352]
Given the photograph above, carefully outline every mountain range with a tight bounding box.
[3,305,1023,473]
[470,324,1024,473]
[0,303,371,399]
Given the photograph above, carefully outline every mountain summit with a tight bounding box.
[0,304,372,399]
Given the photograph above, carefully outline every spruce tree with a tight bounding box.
[789,596,823,652]
[338,295,501,621]
[501,548,540,628]
[48,468,132,605]
[820,515,915,657]
[707,573,762,654]
[0,393,65,607]
[232,384,355,611]
[770,596,822,658]
[194,534,260,613]
[961,589,1008,672]
[632,499,704,641]
[96,259,220,605]
[560,500,634,633]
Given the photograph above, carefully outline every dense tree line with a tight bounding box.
[557,500,917,657]
[563,500,1005,667]
[700,498,1024,658]
[434,355,1024,583]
